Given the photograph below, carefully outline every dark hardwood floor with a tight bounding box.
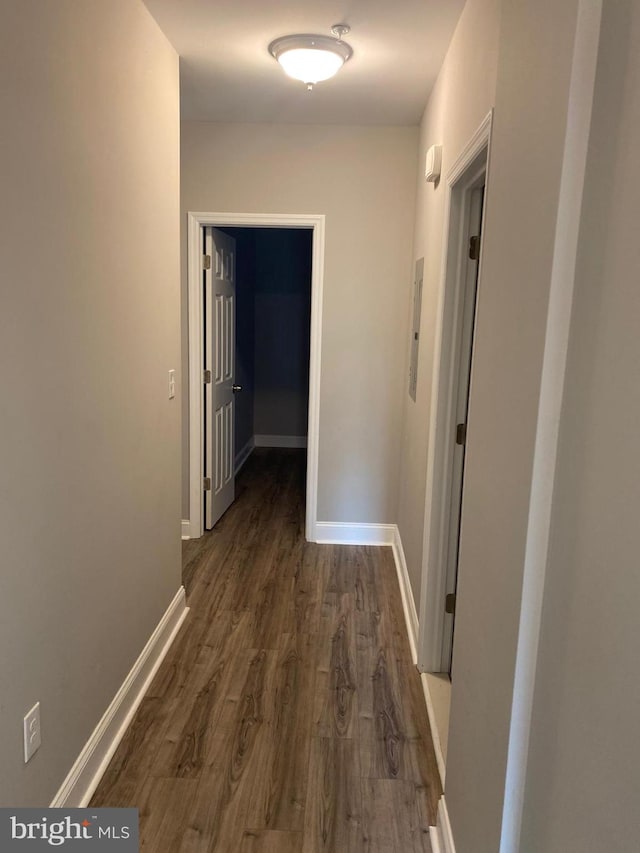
[92,448,442,851]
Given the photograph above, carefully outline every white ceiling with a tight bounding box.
[143,0,466,125]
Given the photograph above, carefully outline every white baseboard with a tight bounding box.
[421,673,447,786]
[235,437,255,475]
[390,526,419,665]
[50,587,189,807]
[429,797,455,853]
[391,526,446,786]
[181,519,191,540]
[254,434,307,448]
[313,521,396,545]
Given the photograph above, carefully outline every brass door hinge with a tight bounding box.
[203,254,212,270]
[203,477,211,491]
[445,593,456,615]
[469,235,480,261]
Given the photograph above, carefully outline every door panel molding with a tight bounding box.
[187,212,324,541]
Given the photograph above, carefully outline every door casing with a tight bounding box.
[187,212,325,541]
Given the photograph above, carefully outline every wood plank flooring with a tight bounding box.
[91,448,442,851]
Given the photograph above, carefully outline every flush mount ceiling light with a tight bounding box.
[269,24,353,90]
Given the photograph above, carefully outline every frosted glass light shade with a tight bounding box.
[278,48,344,83]
[269,34,353,85]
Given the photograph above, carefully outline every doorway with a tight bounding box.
[203,225,313,530]
[187,213,325,541]
[441,181,484,674]
[415,113,492,778]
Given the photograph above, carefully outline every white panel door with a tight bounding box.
[204,227,236,529]
[442,184,485,674]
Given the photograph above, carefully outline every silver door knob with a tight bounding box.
[232,384,242,393]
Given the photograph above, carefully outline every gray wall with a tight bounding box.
[181,123,419,522]
[397,0,501,610]
[253,229,312,438]
[521,2,640,850]
[0,0,181,805]
[445,2,582,850]
[395,0,610,849]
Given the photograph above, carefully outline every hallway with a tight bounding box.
[92,449,441,851]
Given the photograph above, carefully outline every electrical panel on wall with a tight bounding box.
[409,258,424,401]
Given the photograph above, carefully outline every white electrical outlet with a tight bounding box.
[168,369,176,400]
[23,702,41,763]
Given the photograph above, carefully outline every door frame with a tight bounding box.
[417,113,493,673]
[187,211,325,542]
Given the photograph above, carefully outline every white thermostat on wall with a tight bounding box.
[425,145,442,182]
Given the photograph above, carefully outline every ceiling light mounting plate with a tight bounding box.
[330,24,350,40]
